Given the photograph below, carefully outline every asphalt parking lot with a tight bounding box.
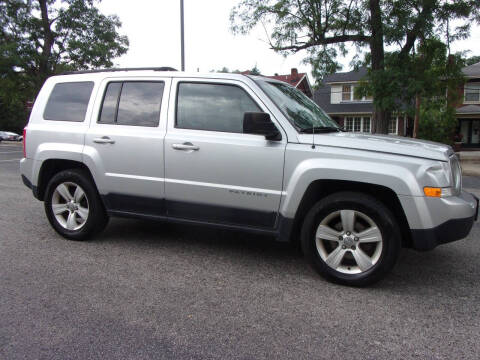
[1,141,480,359]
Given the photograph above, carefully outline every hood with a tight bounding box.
[296,132,453,161]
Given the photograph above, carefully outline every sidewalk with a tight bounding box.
[458,151,480,177]
[462,163,480,177]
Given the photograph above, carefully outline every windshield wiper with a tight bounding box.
[299,126,341,133]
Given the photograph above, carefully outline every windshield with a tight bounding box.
[256,80,339,132]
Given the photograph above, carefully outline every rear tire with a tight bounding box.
[301,191,401,287]
[44,169,108,240]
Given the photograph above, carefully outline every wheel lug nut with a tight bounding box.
[346,231,351,236]
[338,236,343,240]
[354,237,359,241]
[351,245,356,250]
[342,245,346,249]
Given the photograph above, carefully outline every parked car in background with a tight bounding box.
[0,131,22,141]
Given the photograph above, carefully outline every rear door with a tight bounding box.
[84,77,170,216]
[164,78,286,229]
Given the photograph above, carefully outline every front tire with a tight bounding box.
[301,191,401,286]
[44,169,108,240]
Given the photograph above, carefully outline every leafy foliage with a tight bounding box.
[230,0,480,134]
[0,0,129,132]
[418,101,458,145]
[462,55,480,67]
[210,65,260,74]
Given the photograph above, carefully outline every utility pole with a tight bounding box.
[180,0,185,71]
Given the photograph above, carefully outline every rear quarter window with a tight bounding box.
[43,81,94,122]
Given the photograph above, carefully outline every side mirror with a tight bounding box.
[243,112,281,141]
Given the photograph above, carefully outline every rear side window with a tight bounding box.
[98,82,121,124]
[98,81,164,127]
[43,82,94,122]
[176,82,261,133]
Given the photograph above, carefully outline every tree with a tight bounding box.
[230,0,480,133]
[0,0,129,132]
[462,55,480,66]
[249,64,261,75]
[210,65,260,74]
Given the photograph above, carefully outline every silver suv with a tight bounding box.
[20,68,478,286]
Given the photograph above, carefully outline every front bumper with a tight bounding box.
[410,192,478,251]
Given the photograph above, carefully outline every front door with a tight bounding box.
[459,119,480,147]
[164,79,286,229]
[84,78,170,215]
[472,120,480,144]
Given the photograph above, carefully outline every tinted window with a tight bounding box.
[99,82,122,124]
[44,82,94,122]
[116,82,164,127]
[176,83,261,133]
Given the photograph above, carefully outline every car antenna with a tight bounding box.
[311,122,315,149]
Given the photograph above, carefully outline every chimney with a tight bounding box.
[291,68,298,78]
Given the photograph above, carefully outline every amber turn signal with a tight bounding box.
[424,187,442,197]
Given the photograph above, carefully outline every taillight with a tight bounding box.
[23,128,27,158]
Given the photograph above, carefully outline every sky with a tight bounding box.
[97,0,480,80]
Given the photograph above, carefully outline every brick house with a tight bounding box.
[267,68,313,98]
[242,68,313,98]
[314,68,409,135]
[457,62,480,148]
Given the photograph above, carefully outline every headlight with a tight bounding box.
[423,155,462,198]
[450,154,462,195]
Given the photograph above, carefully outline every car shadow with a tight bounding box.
[97,217,303,261]
[96,217,479,291]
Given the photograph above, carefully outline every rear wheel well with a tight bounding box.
[37,159,94,201]
[289,180,412,248]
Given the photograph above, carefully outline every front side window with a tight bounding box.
[98,81,164,127]
[176,82,261,133]
[465,83,480,103]
[44,81,94,122]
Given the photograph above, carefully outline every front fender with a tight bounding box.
[280,158,421,218]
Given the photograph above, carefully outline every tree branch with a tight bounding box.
[272,34,371,52]
[398,0,435,59]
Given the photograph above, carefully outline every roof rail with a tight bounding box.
[61,67,178,75]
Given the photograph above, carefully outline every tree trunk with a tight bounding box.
[38,0,54,84]
[413,93,421,138]
[368,0,387,134]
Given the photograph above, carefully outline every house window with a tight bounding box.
[340,84,372,102]
[345,116,371,133]
[465,83,480,103]
[354,117,362,132]
[363,117,371,132]
[388,116,398,135]
[342,85,352,101]
[345,117,353,131]
[353,89,363,101]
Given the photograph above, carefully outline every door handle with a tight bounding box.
[172,142,199,151]
[93,136,115,144]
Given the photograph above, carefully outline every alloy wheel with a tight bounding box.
[315,210,383,274]
[51,182,89,231]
